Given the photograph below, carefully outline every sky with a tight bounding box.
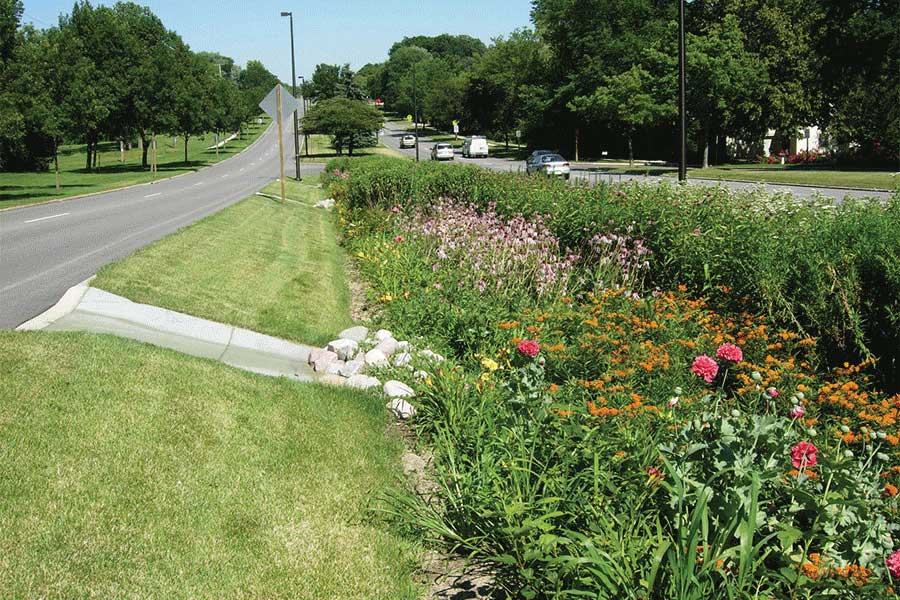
[21,0,535,81]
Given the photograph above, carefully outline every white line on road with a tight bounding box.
[221,174,228,178]
[193,182,203,186]
[24,212,70,224]
[144,192,161,198]
[239,167,245,172]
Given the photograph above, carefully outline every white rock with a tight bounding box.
[314,198,335,209]
[339,359,365,378]
[326,360,346,375]
[339,326,369,343]
[414,370,429,380]
[318,374,346,386]
[346,374,381,390]
[327,338,359,361]
[393,352,413,367]
[376,337,399,358]
[365,348,388,368]
[375,329,393,342]
[387,398,416,420]
[311,349,339,372]
[308,347,330,366]
[384,380,415,398]
[397,340,411,350]
[418,349,445,363]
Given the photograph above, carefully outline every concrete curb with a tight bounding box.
[0,122,275,214]
[678,176,895,195]
[16,276,95,331]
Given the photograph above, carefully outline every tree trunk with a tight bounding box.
[505,131,509,150]
[348,137,354,156]
[93,137,98,171]
[85,140,92,171]
[54,138,60,190]
[184,135,189,164]
[701,123,710,169]
[627,131,634,167]
[141,133,149,169]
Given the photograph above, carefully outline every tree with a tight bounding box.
[302,97,382,156]
[238,59,279,125]
[170,51,214,163]
[570,65,672,165]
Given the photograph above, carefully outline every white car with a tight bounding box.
[527,153,570,179]
[399,134,417,149]
[430,143,455,161]
[462,136,489,158]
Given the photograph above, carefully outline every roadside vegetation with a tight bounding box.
[0,331,418,599]
[301,133,408,162]
[0,118,270,209]
[324,156,900,597]
[93,178,352,346]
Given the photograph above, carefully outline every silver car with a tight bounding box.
[430,143,455,161]
[526,153,570,179]
[400,134,417,148]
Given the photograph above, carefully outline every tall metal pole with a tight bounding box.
[678,0,687,181]
[284,12,301,181]
[413,66,419,162]
[300,75,309,156]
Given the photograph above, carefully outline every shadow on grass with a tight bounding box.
[0,183,92,202]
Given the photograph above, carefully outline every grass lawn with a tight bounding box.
[93,178,353,346]
[0,117,271,209]
[0,331,418,599]
[300,133,408,161]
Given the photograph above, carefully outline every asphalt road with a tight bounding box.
[0,121,320,329]
[380,121,893,202]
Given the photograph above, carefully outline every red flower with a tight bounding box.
[691,355,718,383]
[394,235,404,243]
[715,343,743,363]
[887,549,900,579]
[517,340,540,358]
[790,441,818,469]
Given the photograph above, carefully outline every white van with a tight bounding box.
[462,136,489,158]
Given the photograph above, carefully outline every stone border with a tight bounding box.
[16,276,95,331]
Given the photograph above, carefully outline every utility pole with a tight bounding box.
[300,75,309,156]
[413,66,419,162]
[678,0,687,181]
[281,11,301,181]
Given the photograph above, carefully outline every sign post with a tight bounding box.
[453,120,459,139]
[259,84,303,206]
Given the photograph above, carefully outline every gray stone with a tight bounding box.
[308,347,329,366]
[338,326,369,343]
[397,340,411,351]
[384,380,415,398]
[418,349,445,363]
[393,351,412,367]
[414,370,429,380]
[327,338,358,361]
[374,329,393,342]
[365,348,388,368]
[318,374,346,386]
[314,198,335,209]
[376,337,399,358]
[346,374,381,390]
[311,349,338,372]
[325,360,345,375]
[387,398,416,420]
[339,359,365,378]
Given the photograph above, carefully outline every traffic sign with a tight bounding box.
[405,114,413,122]
[258,84,302,121]
[516,130,521,139]
[453,124,459,134]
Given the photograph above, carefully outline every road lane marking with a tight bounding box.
[221,174,228,178]
[193,182,203,186]
[239,167,245,172]
[25,212,70,224]
[144,192,161,198]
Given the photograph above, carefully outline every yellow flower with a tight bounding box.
[480,357,499,372]
[380,293,393,303]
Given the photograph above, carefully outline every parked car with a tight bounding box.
[430,143,455,161]
[525,149,553,169]
[462,136,489,158]
[400,134,417,148]
[526,153,570,179]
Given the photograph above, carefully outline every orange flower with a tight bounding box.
[885,483,898,497]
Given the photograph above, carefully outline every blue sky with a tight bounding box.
[22,0,535,81]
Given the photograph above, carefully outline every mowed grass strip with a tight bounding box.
[93,178,352,345]
[301,133,410,161]
[0,118,270,209]
[0,331,418,599]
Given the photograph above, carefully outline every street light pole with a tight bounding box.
[413,66,419,162]
[300,75,309,156]
[678,0,687,181]
[281,11,301,181]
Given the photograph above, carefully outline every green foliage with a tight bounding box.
[303,98,383,156]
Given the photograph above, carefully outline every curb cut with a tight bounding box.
[1,122,275,214]
[16,276,95,331]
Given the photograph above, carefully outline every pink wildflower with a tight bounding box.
[789,404,806,419]
[767,387,779,398]
[715,343,743,364]
[645,466,663,480]
[668,397,679,407]
[690,355,718,383]
[517,340,540,358]
[887,550,900,579]
[790,441,818,469]
[692,228,701,236]
[391,205,401,214]
[394,235,404,243]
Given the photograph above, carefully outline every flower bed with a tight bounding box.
[327,160,900,598]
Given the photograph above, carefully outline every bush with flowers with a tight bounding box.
[326,158,900,597]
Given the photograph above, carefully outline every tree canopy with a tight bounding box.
[302,97,382,156]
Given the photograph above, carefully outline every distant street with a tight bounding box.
[380,121,892,202]
[0,122,319,329]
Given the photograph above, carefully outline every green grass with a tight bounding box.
[0,331,418,599]
[93,178,353,345]
[300,134,409,162]
[0,117,271,209]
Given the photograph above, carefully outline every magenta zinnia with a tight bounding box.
[690,355,718,383]
[517,340,540,358]
[715,343,743,363]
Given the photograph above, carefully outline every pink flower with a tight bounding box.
[715,343,743,364]
[391,205,402,214]
[887,550,900,579]
[394,235,404,243]
[517,340,540,358]
[789,404,806,419]
[690,355,718,383]
[692,228,701,236]
[790,441,818,468]
[767,387,779,398]
[645,466,663,480]
[668,397,679,407]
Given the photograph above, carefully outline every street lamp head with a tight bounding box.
[280,11,291,16]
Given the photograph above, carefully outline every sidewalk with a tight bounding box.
[18,280,316,382]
